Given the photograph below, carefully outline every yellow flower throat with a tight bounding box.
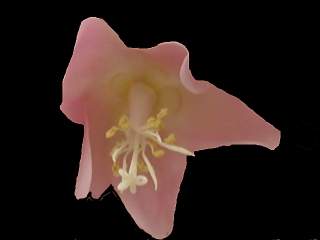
[105,108,194,194]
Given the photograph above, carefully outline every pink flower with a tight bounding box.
[60,17,280,239]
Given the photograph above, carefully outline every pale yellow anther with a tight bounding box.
[112,162,120,176]
[152,149,165,158]
[146,117,155,125]
[157,108,168,119]
[146,117,161,129]
[137,159,148,173]
[164,133,176,144]
[105,126,119,139]
[145,109,168,130]
[118,115,129,130]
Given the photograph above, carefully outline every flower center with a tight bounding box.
[105,108,194,194]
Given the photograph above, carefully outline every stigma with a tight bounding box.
[105,108,194,194]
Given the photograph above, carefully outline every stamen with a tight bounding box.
[111,142,128,162]
[142,149,158,190]
[137,159,148,173]
[118,115,129,130]
[105,126,118,138]
[147,142,165,158]
[156,108,168,119]
[106,107,194,194]
[128,135,140,176]
[157,141,194,156]
[164,133,176,144]
[152,149,165,158]
[122,151,129,171]
[146,117,161,130]
[143,130,162,143]
[112,162,120,176]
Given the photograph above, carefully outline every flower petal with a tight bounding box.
[60,17,125,124]
[145,42,280,150]
[144,41,188,77]
[75,124,92,199]
[114,152,186,239]
[86,96,115,198]
[170,51,280,151]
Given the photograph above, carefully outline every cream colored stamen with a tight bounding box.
[105,108,194,194]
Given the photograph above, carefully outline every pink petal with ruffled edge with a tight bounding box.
[178,51,280,151]
[150,42,281,151]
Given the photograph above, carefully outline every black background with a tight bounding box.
[10,4,319,240]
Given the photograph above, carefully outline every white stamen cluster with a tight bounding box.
[106,108,194,194]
